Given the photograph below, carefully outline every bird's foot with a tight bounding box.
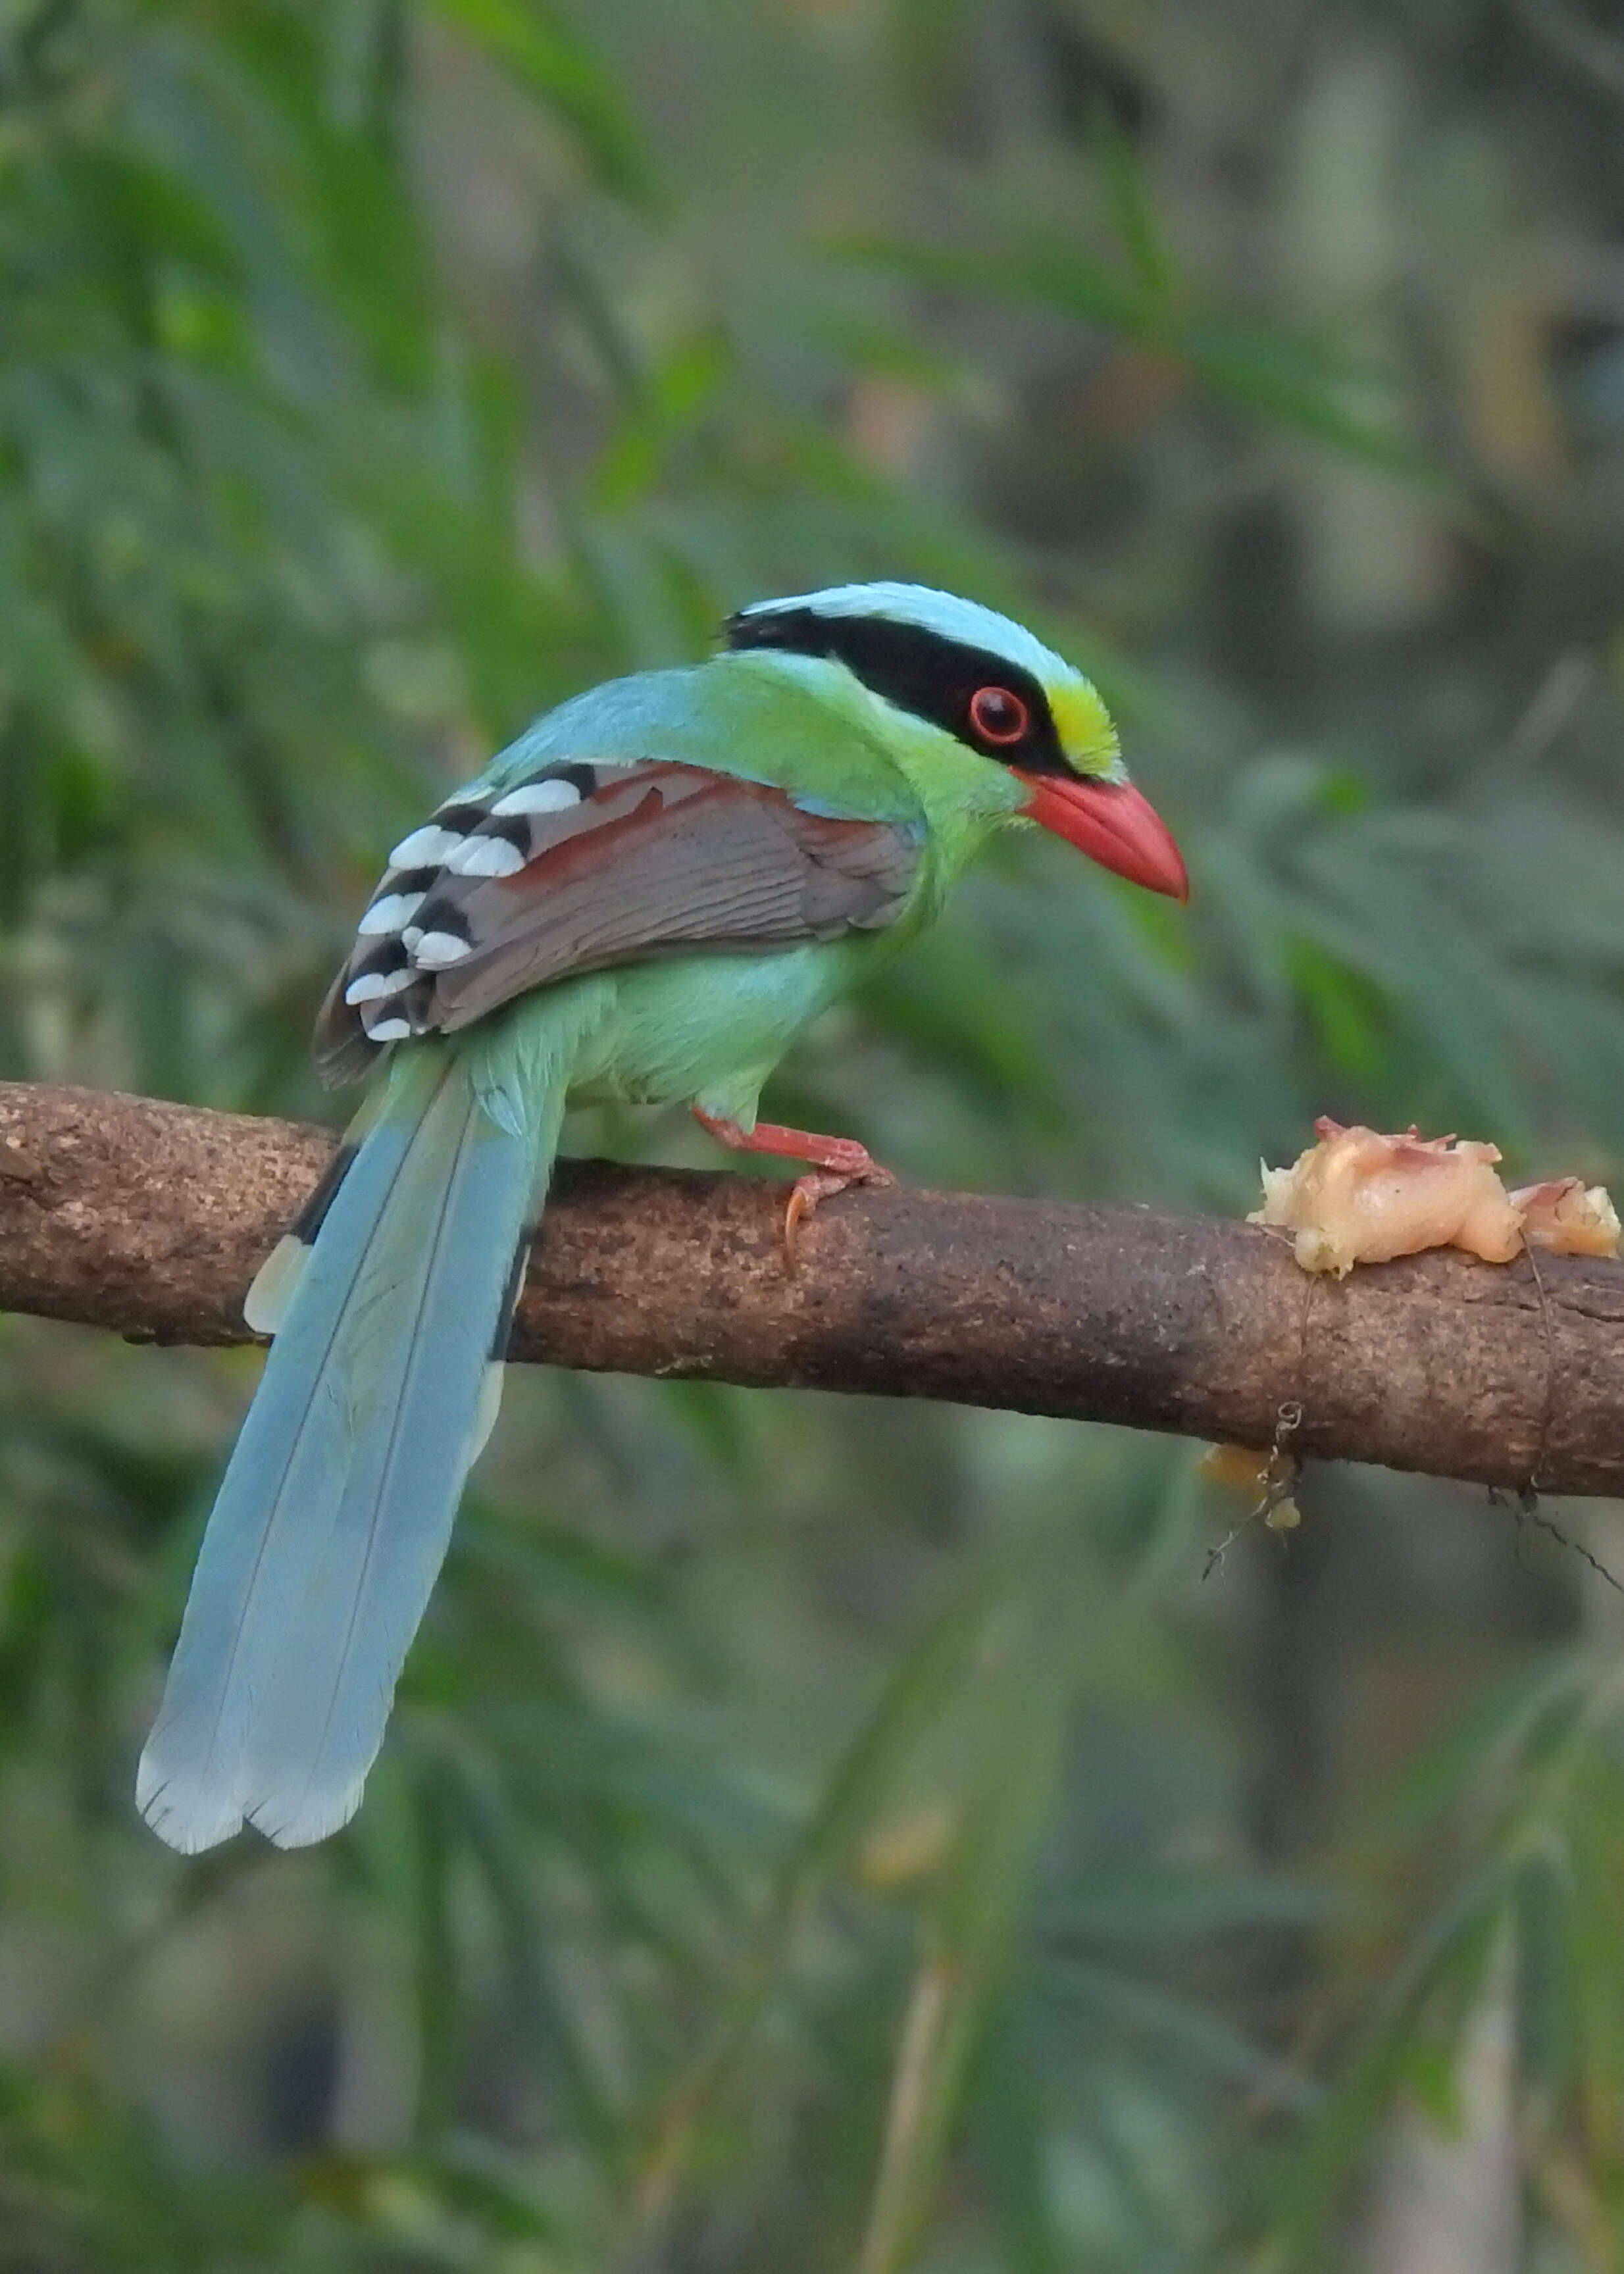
[693,1111,896,1272]
[783,1152,897,1272]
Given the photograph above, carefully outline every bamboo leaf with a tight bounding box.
[426,0,657,206]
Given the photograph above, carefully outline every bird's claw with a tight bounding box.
[690,1109,895,1274]
[782,1150,897,1275]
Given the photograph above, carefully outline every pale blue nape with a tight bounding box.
[478,582,1091,818]
[738,580,1082,690]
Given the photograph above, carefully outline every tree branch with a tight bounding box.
[2,1080,1621,1495]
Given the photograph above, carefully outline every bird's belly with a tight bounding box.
[567,940,870,1115]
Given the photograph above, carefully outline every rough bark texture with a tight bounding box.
[2,1080,1622,1494]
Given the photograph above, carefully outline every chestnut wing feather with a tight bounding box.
[316,760,922,1081]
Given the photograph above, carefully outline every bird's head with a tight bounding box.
[723,581,1187,901]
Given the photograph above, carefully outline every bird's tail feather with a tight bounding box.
[138,1015,576,1854]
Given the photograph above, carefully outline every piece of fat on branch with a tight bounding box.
[1509,1176,1622,1259]
[1250,1118,1525,1276]
[1251,1119,1622,1275]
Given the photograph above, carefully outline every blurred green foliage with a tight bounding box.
[3,1,1624,2268]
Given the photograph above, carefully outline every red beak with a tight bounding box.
[1013,771,1189,903]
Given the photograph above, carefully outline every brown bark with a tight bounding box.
[1,1079,1621,1494]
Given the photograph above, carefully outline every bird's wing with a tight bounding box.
[316,757,924,1080]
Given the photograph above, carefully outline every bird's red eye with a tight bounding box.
[969,686,1030,746]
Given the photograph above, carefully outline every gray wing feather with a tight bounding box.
[316,761,921,1078]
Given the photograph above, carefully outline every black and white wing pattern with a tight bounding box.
[315,757,924,1081]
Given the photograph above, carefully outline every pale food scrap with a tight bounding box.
[1251,1119,1524,1275]
[1509,1177,1622,1259]
[1197,1444,1272,1494]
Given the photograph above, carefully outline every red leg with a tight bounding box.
[693,1109,896,1269]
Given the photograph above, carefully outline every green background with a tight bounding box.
[1,2,1623,2266]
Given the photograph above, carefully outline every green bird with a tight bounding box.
[136,580,1187,1853]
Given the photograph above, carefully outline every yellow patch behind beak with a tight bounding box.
[1048,678,1120,776]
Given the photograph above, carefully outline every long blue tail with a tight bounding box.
[138,1018,577,1852]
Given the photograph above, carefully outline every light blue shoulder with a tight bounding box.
[465,658,924,826]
